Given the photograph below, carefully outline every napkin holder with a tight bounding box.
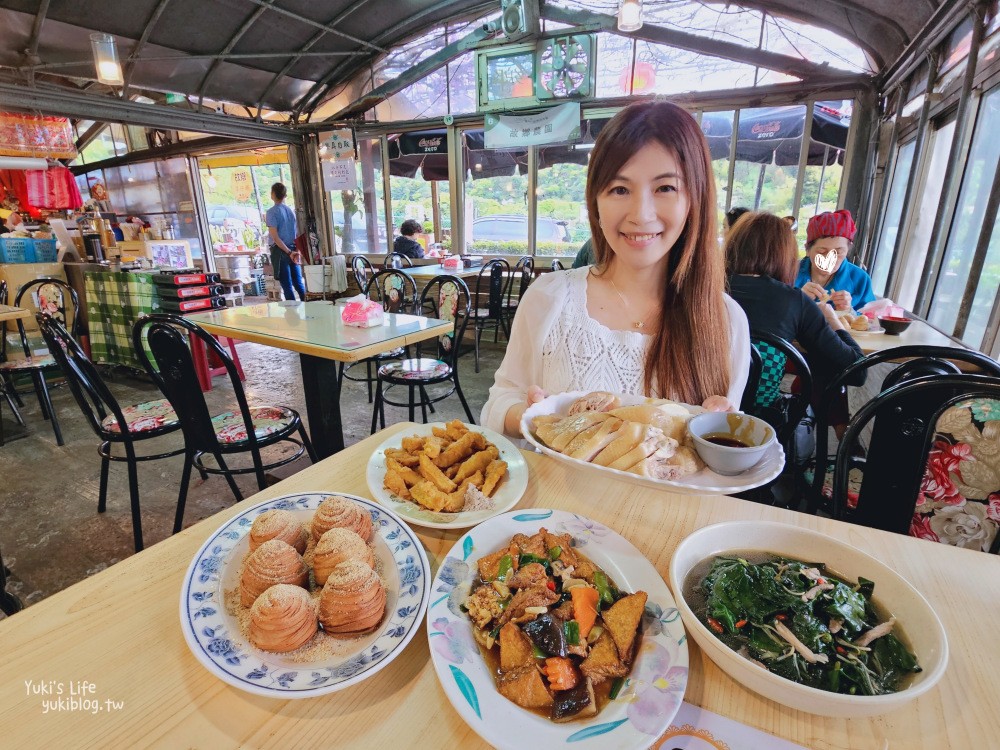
[341,295,384,328]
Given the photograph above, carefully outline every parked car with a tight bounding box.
[331,209,387,253]
[471,214,571,243]
[208,204,261,228]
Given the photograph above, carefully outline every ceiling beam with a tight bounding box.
[241,0,385,53]
[321,24,493,121]
[122,0,173,97]
[295,0,494,118]
[68,135,280,174]
[196,0,277,108]
[0,81,303,144]
[25,0,51,63]
[253,0,378,121]
[542,5,853,82]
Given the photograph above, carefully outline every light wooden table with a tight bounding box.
[401,263,483,280]
[187,302,451,457]
[0,303,29,322]
[848,316,967,355]
[1,423,997,749]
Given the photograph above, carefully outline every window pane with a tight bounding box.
[701,109,734,229]
[332,138,387,254]
[728,106,805,218]
[798,159,844,250]
[964,212,1000,347]
[870,140,916,295]
[465,129,528,255]
[896,120,956,309]
[929,87,1000,336]
[536,158,587,258]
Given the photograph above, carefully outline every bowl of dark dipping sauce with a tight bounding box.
[687,411,775,475]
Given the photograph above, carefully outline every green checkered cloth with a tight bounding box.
[753,339,787,409]
[85,271,164,370]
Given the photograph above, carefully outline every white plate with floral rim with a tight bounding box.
[521,391,784,495]
[366,422,529,529]
[427,509,688,750]
[179,492,430,699]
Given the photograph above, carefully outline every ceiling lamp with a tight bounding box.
[618,0,643,32]
[206,166,217,190]
[90,32,124,86]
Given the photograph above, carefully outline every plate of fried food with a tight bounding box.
[522,391,784,495]
[179,492,430,698]
[366,420,529,529]
[427,509,688,750]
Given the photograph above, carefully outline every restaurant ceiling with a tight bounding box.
[0,0,952,130]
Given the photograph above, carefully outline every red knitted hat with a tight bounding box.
[807,210,856,244]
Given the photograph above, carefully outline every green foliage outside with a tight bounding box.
[468,239,576,257]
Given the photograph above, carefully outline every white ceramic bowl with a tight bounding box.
[687,412,775,476]
[668,521,948,717]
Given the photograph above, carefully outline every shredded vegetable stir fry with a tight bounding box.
[695,556,921,695]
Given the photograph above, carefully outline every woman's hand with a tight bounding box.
[801,281,828,302]
[819,300,846,331]
[831,290,853,311]
[504,385,547,437]
[701,395,734,412]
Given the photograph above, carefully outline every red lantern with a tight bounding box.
[512,76,534,98]
[618,62,656,94]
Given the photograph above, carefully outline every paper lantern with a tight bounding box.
[619,62,656,94]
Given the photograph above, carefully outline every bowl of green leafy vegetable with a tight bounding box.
[668,521,948,716]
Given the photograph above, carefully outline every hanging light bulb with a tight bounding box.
[90,33,124,85]
[127,166,135,183]
[206,166,217,189]
[319,143,328,155]
[617,0,643,32]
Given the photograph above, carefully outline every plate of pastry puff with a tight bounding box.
[366,420,529,530]
[180,492,430,698]
[522,391,784,495]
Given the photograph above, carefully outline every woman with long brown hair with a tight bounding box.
[482,101,751,436]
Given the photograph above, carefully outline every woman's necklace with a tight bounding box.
[608,275,657,329]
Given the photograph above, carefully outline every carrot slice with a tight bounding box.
[570,586,599,639]
[543,656,579,691]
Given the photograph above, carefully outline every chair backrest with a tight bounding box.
[740,343,763,413]
[811,345,1000,508]
[472,258,511,320]
[551,259,565,271]
[36,312,126,439]
[12,278,79,359]
[833,374,1000,554]
[351,255,374,290]
[0,280,6,305]
[133,313,259,453]
[384,252,413,269]
[750,331,813,430]
[512,256,534,302]
[417,274,471,367]
[365,269,418,314]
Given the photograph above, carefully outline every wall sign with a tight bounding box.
[231,166,253,201]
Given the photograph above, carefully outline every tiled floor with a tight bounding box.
[0,331,507,614]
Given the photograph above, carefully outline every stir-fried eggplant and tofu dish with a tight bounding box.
[462,528,647,722]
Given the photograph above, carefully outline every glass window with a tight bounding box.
[464,128,528,255]
[536,156,587,257]
[928,86,1000,336]
[896,120,956,309]
[331,137,387,254]
[378,66,450,121]
[700,110,735,226]
[963,212,1000,347]
[870,140,916,295]
[447,53,477,115]
[727,105,805,218]
[79,126,117,164]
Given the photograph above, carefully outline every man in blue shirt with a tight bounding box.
[266,182,306,301]
[794,210,876,311]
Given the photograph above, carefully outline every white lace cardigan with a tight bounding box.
[480,266,751,435]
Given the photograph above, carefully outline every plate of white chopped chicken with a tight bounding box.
[522,391,784,495]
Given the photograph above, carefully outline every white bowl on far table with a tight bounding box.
[668,521,948,717]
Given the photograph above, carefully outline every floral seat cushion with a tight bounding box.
[378,358,451,381]
[910,398,1000,552]
[101,398,179,434]
[0,354,57,370]
[212,406,296,445]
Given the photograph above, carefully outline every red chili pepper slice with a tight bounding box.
[836,645,847,654]
[707,617,724,634]
[546,580,556,591]
[734,619,748,629]
[775,613,789,621]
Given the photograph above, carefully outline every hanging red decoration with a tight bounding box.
[618,62,656,94]
[511,76,534,98]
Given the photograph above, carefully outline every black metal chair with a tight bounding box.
[384,252,414,269]
[351,254,375,292]
[503,255,534,328]
[0,280,26,445]
[371,274,476,431]
[133,314,317,534]
[809,345,1000,515]
[465,258,512,373]
[551,259,565,271]
[38,313,186,552]
[338,269,418,402]
[831,373,1000,554]
[0,278,78,445]
[0,543,22,616]
[740,343,763,413]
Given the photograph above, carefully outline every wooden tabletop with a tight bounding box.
[847,316,967,355]
[0,304,29,322]
[187,301,452,363]
[2,423,997,749]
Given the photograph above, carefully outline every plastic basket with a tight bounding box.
[32,239,58,262]
[0,237,35,263]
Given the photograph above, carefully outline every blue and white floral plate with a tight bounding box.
[427,509,688,750]
[179,492,430,699]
